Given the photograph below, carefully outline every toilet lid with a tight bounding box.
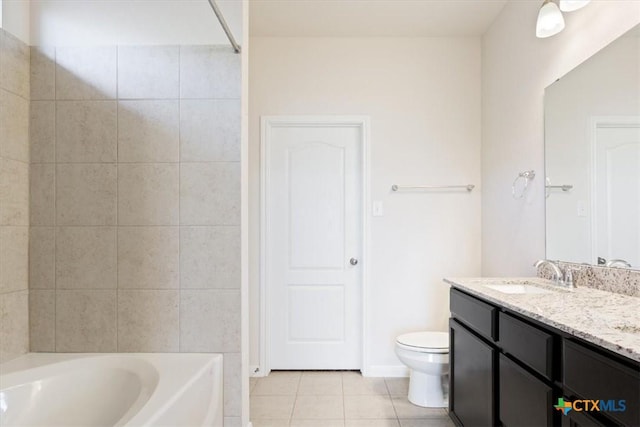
[396,332,449,350]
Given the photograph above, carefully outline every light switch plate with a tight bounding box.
[577,200,587,217]
[373,201,384,217]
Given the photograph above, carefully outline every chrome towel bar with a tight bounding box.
[391,184,475,192]
[545,185,573,192]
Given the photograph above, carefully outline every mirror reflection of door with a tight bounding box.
[544,23,640,269]
[594,124,640,268]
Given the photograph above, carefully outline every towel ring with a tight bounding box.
[512,170,535,199]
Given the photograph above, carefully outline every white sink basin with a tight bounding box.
[483,284,553,294]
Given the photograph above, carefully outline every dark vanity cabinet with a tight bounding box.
[449,289,498,426]
[449,288,640,427]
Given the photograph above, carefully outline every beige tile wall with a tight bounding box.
[29,44,241,424]
[0,28,30,363]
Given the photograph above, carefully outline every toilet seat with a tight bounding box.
[396,332,449,354]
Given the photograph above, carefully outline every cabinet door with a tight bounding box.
[563,339,639,427]
[561,407,607,427]
[500,354,554,427]
[450,318,496,427]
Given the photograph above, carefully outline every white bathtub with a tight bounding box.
[0,353,223,427]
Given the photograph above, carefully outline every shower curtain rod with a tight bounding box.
[206,0,241,54]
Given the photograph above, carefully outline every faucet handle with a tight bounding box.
[563,267,577,288]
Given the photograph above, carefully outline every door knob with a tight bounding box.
[350,258,358,266]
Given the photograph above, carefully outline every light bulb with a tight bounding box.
[559,0,591,12]
[536,0,565,38]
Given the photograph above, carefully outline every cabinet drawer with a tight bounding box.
[499,312,554,380]
[564,339,639,427]
[450,289,497,340]
[500,354,554,427]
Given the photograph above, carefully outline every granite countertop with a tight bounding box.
[444,277,640,363]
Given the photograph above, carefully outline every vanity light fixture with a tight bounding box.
[536,0,565,39]
[559,0,591,12]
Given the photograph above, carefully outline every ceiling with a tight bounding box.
[26,0,243,46]
[250,0,508,37]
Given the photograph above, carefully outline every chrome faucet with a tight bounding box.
[534,259,576,288]
[534,259,563,282]
[604,259,632,268]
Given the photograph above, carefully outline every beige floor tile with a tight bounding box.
[343,372,389,396]
[253,371,301,396]
[251,420,290,427]
[250,371,451,427]
[392,398,446,419]
[345,420,400,427]
[399,417,455,427]
[298,372,343,395]
[301,371,343,377]
[290,420,345,427]
[292,396,344,420]
[344,395,396,419]
[385,378,410,397]
[250,396,296,420]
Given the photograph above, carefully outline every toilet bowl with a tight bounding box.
[395,331,449,408]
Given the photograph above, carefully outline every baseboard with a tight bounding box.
[249,364,408,377]
[363,365,409,377]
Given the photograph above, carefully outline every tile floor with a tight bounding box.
[250,371,455,427]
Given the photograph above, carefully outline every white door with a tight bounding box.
[594,124,640,268]
[263,117,364,370]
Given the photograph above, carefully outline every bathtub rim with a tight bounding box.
[0,352,224,427]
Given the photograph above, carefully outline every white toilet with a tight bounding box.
[395,331,449,408]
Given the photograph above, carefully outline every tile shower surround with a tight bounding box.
[0,28,30,363]
[28,44,241,425]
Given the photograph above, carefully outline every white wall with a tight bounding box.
[28,0,242,46]
[545,34,640,264]
[1,0,31,43]
[481,0,640,276]
[249,37,482,374]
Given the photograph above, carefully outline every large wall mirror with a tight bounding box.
[545,24,640,270]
